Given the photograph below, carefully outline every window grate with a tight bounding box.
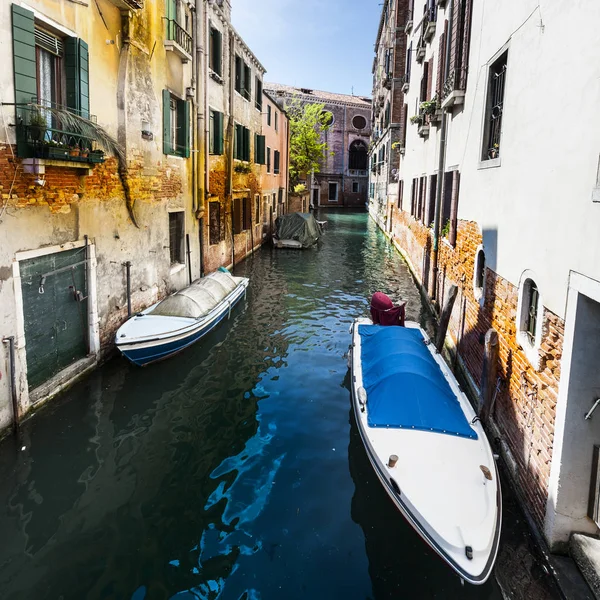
[485,54,507,160]
[526,282,539,344]
[35,28,63,57]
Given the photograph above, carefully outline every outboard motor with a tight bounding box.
[370,292,406,326]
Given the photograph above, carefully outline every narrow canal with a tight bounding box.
[0,211,506,599]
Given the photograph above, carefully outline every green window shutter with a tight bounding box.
[163,89,171,154]
[255,134,265,164]
[214,28,222,76]
[64,37,80,113]
[234,123,242,159]
[12,5,36,158]
[215,111,223,155]
[243,127,250,161]
[12,5,36,107]
[78,40,89,118]
[182,100,190,158]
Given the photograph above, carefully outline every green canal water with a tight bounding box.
[0,211,503,599]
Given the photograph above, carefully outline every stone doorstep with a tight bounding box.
[571,534,600,599]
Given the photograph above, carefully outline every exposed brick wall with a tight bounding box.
[389,208,564,528]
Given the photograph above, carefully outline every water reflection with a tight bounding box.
[0,210,501,599]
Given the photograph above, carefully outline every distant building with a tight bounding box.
[265,83,371,209]
[260,91,290,232]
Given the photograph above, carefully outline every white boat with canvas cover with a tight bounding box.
[350,317,501,584]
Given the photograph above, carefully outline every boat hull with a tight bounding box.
[116,279,248,366]
[350,319,502,584]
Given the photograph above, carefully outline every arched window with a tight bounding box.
[473,246,485,302]
[349,140,368,170]
[516,270,543,369]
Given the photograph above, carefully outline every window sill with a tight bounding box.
[417,124,430,138]
[22,158,95,176]
[441,89,465,109]
[478,157,501,170]
[164,40,192,63]
[405,19,413,34]
[170,263,186,275]
[209,70,223,84]
[516,331,541,371]
[165,153,186,160]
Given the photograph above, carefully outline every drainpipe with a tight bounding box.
[431,0,454,302]
[285,113,290,213]
[2,336,19,435]
[342,104,347,206]
[228,29,235,269]
[191,6,198,214]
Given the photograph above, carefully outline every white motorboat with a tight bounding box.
[349,317,502,584]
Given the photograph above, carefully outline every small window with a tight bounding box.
[352,181,359,193]
[235,55,251,100]
[267,105,272,126]
[255,77,263,110]
[321,111,334,127]
[209,201,221,245]
[209,110,223,155]
[473,247,485,301]
[243,64,251,100]
[255,194,260,224]
[163,91,189,156]
[243,197,252,230]
[169,212,185,264]
[274,150,280,174]
[209,26,222,77]
[483,51,508,161]
[275,111,278,132]
[328,182,338,202]
[352,115,367,130]
[234,124,250,161]
[516,273,543,367]
[233,197,243,234]
[267,147,271,173]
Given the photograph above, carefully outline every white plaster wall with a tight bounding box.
[400,0,600,317]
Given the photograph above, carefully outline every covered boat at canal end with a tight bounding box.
[349,318,502,584]
[273,212,322,248]
[116,270,248,366]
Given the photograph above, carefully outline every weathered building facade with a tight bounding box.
[369,0,409,222]
[260,91,289,232]
[0,0,286,435]
[265,83,371,209]
[370,0,600,555]
[0,0,197,429]
[202,0,267,273]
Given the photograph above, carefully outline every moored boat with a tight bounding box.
[349,316,502,584]
[273,212,322,249]
[115,270,248,366]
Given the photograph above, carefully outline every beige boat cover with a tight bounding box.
[149,271,239,318]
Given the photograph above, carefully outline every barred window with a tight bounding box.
[483,51,507,161]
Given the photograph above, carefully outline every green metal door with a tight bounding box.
[20,248,88,391]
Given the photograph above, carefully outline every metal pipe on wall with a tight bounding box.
[125,261,132,316]
[2,336,19,435]
[228,29,236,270]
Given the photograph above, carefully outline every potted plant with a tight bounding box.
[80,147,89,159]
[419,99,438,116]
[29,109,47,142]
[410,114,424,126]
[69,144,80,157]
[488,143,499,159]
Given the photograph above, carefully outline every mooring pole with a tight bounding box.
[480,329,499,422]
[435,284,457,353]
[124,261,132,317]
[2,336,19,435]
[186,233,192,285]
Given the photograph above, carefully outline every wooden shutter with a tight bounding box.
[437,22,447,97]
[274,150,280,174]
[426,57,433,100]
[211,27,222,76]
[255,134,266,164]
[420,176,427,222]
[214,111,223,155]
[267,147,271,172]
[64,38,89,117]
[244,197,252,230]
[449,170,460,246]
[182,100,190,158]
[402,104,408,147]
[244,64,251,100]
[420,61,429,102]
[448,0,462,88]
[162,89,171,155]
[459,0,473,90]
[243,127,250,161]
[255,77,262,110]
[12,5,36,107]
[233,198,242,234]
[209,201,220,245]
[235,55,242,93]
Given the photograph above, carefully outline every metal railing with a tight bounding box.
[16,100,104,163]
[165,19,193,55]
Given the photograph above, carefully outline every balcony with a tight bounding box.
[416,45,426,63]
[164,19,192,63]
[399,74,410,94]
[424,18,437,43]
[16,102,106,167]
[441,70,466,109]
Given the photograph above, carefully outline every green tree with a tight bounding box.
[286,99,333,189]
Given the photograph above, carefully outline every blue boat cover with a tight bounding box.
[358,325,477,440]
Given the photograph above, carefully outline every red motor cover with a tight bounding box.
[370,292,405,326]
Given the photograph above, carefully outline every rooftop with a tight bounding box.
[264,83,371,108]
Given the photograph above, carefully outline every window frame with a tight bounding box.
[473,245,486,304]
[516,270,543,369]
[168,211,185,265]
[273,150,280,174]
[328,181,338,202]
[481,47,508,166]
